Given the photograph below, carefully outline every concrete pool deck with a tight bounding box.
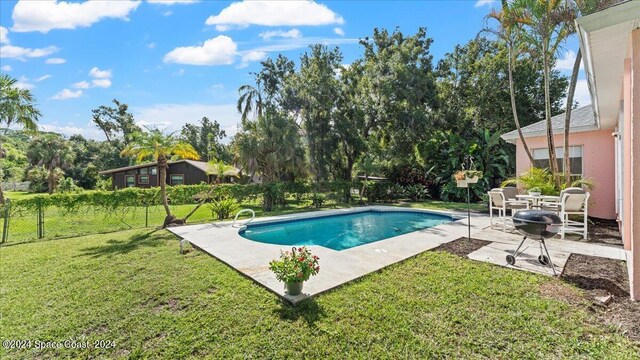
[168,206,628,304]
[168,206,489,304]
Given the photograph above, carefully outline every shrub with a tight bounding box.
[56,177,82,193]
[311,193,325,208]
[269,246,319,284]
[405,184,430,201]
[207,197,239,220]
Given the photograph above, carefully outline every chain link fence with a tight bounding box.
[0,199,217,245]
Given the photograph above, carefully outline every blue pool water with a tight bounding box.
[239,210,452,251]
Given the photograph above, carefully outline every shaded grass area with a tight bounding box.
[2,195,483,245]
[0,229,637,358]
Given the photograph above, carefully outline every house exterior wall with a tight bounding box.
[109,163,207,189]
[513,129,616,220]
[629,29,640,301]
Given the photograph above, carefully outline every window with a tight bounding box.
[138,175,149,184]
[140,167,148,175]
[532,146,583,176]
[150,167,157,175]
[125,175,135,187]
[170,174,184,185]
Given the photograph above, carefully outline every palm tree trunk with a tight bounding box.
[542,48,561,189]
[507,42,534,163]
[0,184,5,205]
[158,156,171,217]
[47,168,55,194]
[563,48,582,186]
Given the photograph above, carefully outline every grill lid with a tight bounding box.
[512,210,562,225]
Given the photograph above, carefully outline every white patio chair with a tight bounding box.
[488,189,529,232]
[540,191,590,239]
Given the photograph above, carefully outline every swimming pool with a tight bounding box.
[239,210,453,251]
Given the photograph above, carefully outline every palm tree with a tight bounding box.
[512,0,574,188]
[234,110,305,211]
[486,0,535,163]
[121,129,199,224]
[560,0,621,185]
[0,74,41,203]
[26,135,74,194]
[208,159,238,184]
[0,74,41,131]
[237,83,263,125]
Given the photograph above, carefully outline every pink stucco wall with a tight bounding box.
[629,29,640,301]
[513,129,616,220]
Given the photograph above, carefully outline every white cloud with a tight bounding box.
[334,27,344,36]
[572,79,591,107]
[35,74,51,82]
[238,50,267,68]
[89,67,112,78]
[164,35,237,66]
[40,122,104,139]
[163,10,173,16]
[248,37,359,53]
[205,1,344,31]
[12,0,141,33]
[51,88,83,100]
[132,103,240,141]
[46,57,66,64]
[555,50,584,72]
[259,29,302,41]
[0,45,58,60]
[147,0,199,4]
[147,42,156,49]
[91,79,112,88]
[0,26,9,44]
[172,68,185,76]
[1,65,12,71]
[72,81,90,89]
[15,76,34,90]
[474,0,496,7]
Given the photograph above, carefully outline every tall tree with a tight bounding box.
[487,1,535,163]
[26,135,75,194]
[359,28,438,163]
[91,99,140,147]
[180,117,229,162]
[234,110,306,211]
[121,129,199,225]
[294,44,343,181]
[0,74,41,203]
[513,0,573,187]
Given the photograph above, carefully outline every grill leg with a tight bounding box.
[511,236,527,259]
[540,239,557,276]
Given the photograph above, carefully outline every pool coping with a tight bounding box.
[167,206,492,304]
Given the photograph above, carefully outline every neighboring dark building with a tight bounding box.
[98,160,240,190]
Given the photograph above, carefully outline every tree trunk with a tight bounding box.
[507,42,534,163]
[543,47,561,189]
[47,168,55,194]
[563,48,582,186]
[158,156,171,217]
[0,183,4,205]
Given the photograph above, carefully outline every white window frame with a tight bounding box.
[531,145,583,176]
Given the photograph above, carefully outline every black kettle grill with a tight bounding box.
[507,210,562,275]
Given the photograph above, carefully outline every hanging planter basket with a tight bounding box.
[463,170,483,184]
[456,179,468,188]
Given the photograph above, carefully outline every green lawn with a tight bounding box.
[2,195,484,244]
[0,229,636,358]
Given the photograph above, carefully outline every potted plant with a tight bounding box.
[463,170,483,184]
[454,171,467,188]
[528,186,542,196]
[269,246,320,296]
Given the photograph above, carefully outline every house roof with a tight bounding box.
[500,105,598,143]
[575,0,640,130]
[98,159,240,176]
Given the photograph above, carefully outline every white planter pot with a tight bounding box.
[528,192,541,196]
[466,176,479,184]
[456,179,468,188]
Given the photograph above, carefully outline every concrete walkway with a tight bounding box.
[468,227,627,276]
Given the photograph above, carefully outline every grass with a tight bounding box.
[0,228,637,358]
[2,193,484,244]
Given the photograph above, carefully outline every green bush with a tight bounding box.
[207,197,239,220]
[405,184,430,201]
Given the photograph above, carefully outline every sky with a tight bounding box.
[0,0,587,141]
